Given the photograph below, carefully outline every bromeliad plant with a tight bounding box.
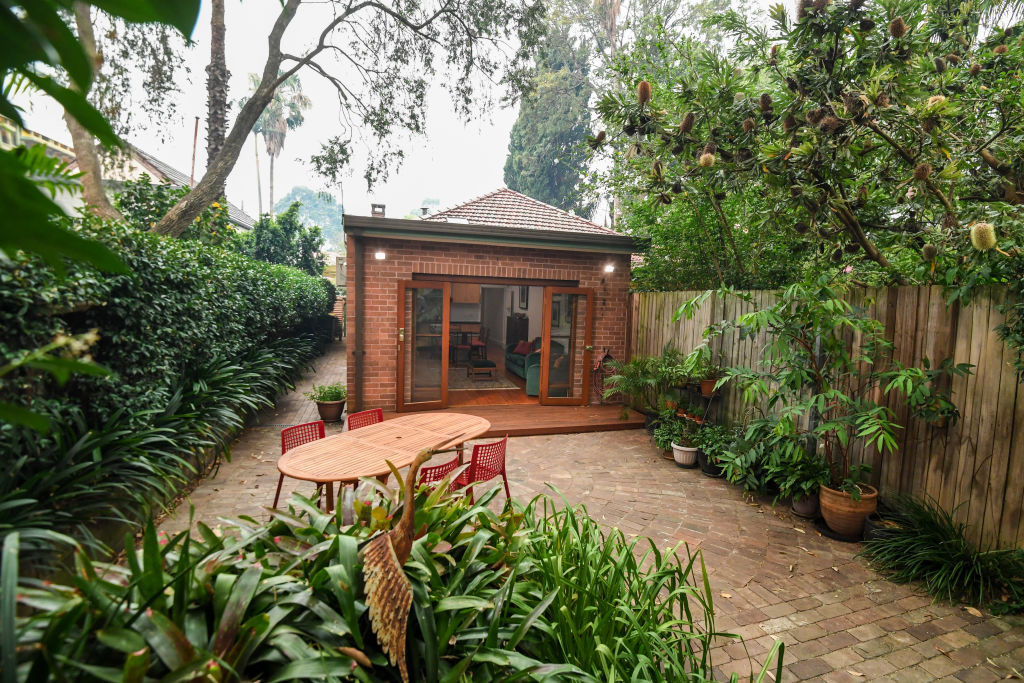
[679,275,936,498]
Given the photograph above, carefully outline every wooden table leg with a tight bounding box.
[457,444,465,465]
[326,481,335,512]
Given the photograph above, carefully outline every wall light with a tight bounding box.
[603,263,615,273]
[374,251,386,260]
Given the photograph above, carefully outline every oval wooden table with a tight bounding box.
[277,412,491,511]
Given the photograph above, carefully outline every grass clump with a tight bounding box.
[861,496,1024,614]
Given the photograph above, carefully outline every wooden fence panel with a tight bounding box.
[629,287,1022,548]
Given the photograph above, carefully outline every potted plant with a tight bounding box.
[683,277,947,538]
[655,414,699,468]
[304,382,347,422]
[604,347,688,424]
[694,424,731,477]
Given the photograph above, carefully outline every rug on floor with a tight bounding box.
[448,367,520,390]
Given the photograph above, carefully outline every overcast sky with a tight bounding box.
[19,1,524,221]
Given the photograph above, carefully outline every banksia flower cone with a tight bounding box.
[994,44,1008,55]
[970,63,982,76]
[759,93,773,112]
[889,17,907,39]
[922,244,937,262]
[913,163,932,180]
[946,53,961,65]
[742,118,756,133]
[934,57,947,73]
[679,112,695,134]
[637,80,652,105]
[698,152,716,167]
[970,222,997,251]
[795,221,810,234]
[783,114,798,132]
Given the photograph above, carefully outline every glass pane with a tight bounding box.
[405,287,443,403]
[546,292,587,400]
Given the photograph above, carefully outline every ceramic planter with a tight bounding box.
[672,442,699,468]
[791,494,819,519]
[819,484,878,538]
[700,378,718,398]
[315,399,346,423]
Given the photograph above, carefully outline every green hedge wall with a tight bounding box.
[0,219,334,424]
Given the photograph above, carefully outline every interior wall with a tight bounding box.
[482,286,506,344]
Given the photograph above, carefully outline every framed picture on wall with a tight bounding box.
[519,286,529,310]
[551,300,561,326]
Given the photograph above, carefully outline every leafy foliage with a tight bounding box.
[0,336,320,568]
[274,185,345,249]
[504,25,595,216]
[679,276,940,497]
[234,201,327,277]
[7,485,783,681]
[862,496,1024,613]
[601,346,687,414]
[0,0,197,271]
[1,217,333,428]
[595,0,1024,366]
[115,174,235,246]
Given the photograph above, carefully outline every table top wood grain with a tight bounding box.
[277,412,491,484]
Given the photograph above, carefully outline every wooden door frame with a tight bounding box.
[539,286,594,406]
[396,280,450,412]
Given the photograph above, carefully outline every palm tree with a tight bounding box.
[242,71,311,217]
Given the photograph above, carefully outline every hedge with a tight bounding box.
[0,218,334,424]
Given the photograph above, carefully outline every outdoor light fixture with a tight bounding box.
[374,251,386,260]
[604,263,615,273]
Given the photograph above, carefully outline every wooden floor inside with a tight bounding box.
[385,403,645,437]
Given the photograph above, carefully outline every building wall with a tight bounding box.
[346,236,631,410]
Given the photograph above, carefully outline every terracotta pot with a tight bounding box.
[315,400,346,423]
[819,484,878,538]
[791,494,820,519]
[661,449,675,461]
[700,378,718,397]
[672,442,699,468]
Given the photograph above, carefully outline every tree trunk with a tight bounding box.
[65,2,122,221]
[154,0,300,237]
[254,134,263,216]
[269,153,275,218]
[205,0,229,197]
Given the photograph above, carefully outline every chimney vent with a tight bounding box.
[371,203,385,217]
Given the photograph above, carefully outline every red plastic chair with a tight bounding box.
[417,455,460,491]
[273,420,326,507]
[454,436,511,503]
[347,408,383,431]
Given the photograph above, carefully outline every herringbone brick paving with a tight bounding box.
[160,342,1024,681]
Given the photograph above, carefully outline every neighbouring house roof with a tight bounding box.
[426,188,617,237]
[129,146,255,231]
[344,188,639,253]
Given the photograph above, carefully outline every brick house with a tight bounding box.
[344,188,637,412]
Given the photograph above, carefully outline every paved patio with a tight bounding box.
[159,341,1024,681]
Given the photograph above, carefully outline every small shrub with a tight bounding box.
[305,382,347,402]
[861,496,1024,613]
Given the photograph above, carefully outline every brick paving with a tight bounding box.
[160,341,1024,681]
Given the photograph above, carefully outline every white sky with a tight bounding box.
[18,0,521,220]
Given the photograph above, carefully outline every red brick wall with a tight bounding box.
[347,236,631,410]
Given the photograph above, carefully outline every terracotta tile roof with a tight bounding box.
[424,188,615,236]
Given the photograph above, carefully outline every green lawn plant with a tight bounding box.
[653,412,697,451]
[861,496,1024,614]
[4,482,785,681]
[678,275,937,499]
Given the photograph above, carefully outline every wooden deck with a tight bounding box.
[386,404,645,437]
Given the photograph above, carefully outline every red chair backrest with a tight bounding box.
[418,456,460,487]
[347,408,383,431]
[281,420,325,455]
[468,436,508,482]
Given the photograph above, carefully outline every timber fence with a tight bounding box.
[630,287,1024,549]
